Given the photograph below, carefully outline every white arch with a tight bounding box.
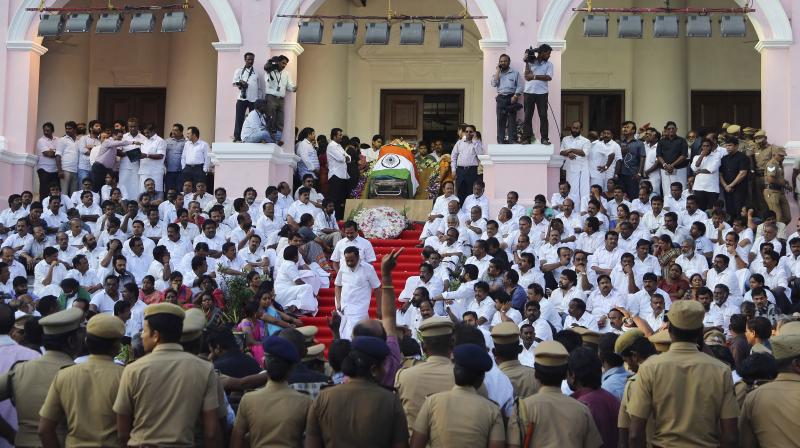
[268,0,507,47]
[537,0,792,51]
[7,0,242,48]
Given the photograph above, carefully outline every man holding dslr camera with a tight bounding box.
[232,52,263,142]
[264,55,297,134]
[522,44,554,145]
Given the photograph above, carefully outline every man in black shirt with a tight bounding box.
[656,121,689,196]
[618,120,645,199]
[720,136,750,221]
[209,327,262,378]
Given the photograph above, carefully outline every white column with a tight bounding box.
[268,42,304,149]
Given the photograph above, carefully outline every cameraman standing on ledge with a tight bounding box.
[491,54,523,144]
[233,52,263,142]
[264,55,297,134]
[522,44,553,145]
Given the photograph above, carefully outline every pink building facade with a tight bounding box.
[0,0,797,208]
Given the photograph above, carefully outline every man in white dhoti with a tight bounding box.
[275,245,318,315]
[334,246,380,339]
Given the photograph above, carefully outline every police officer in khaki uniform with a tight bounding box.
[231,335,311,448]
[395,316,455,434]
[410,343,505,448]
[113,303,221,447]
[627,300,739,448]
[648,330,672,353]
[749,128,775,215]
[305,336,409,448]
[506,341,603,448]
[39,313,125,448]
[739,333,800,448]
[180,308,229,445]
[614,329,658,447]
[0,308,82,448]
[764,146,791,224]
[491,322,539,398]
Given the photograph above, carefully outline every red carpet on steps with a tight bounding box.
[299,225,425,351]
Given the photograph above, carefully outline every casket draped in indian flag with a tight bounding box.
[368,143,419,197]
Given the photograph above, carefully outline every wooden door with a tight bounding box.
[691,91,760,131]
[381,94,424,143]
[97,88,167,135]
[562,94,590,134]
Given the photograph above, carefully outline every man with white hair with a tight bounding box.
[674,237,709,279]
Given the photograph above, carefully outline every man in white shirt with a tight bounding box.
[642,195,666,233]
[89,275,122,314]
[295,127,320,179]
[241,99,281,144]
[56,121,80,196]
[76,120,101,187]
[585,274,626,333]
[663,182,687,213]
[451,125,484,204]
[560,122,591,203]
[233,52,263,142]
[286,187,320,227]
[563,297,599,332]
[655,212,690,243]
[34,247,68,297]
[160,223,193,263]
[461,181,489,220]
[521,44,554,145]
[138,124,166,196]
[588,130,621,191]
[36,122,60,200]
[709,284,738,335]
[627,273,671,322]
[674,237,709,279]
[180,126,211,189]
[123,237,153,286]
[264,55,296,132]
[326,128,349,218]
[54,232,78,268]
[588,231,623,278]
[330,221,376,271]
[66,253,102,294]
[120,118,147,200]
[334,246,380,339]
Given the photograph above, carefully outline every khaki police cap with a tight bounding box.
[86,313,125,339]
[39,308,83,335]
[726,124,741,134]
[144,302,185,319]
[490,321,519,344]
[534,341,569,366]
[615,329,644,354]
[721,122,731,130]
[571,325,600,345]
[419,316,455,338]
[297,325,318,344]
[649,330,672,352]
[304,343,325,361]
[774,147,787,156]
[770,334,800,360]
[180,308,207,342]
[704,329,725,346]
[667,300,705,330]
[754,130,767,138]
[743,127,756,135]
[778,320,800,336]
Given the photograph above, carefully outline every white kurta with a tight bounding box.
[275,261,318,313]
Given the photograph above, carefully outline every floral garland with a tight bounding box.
[349,160,376,199]
[354,206,408,239]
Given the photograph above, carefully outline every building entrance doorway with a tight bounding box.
[97,88,167,135]
[380,89,464,148]
[562,90,624,136]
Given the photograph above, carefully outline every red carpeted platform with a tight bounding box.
[299,225,424,349]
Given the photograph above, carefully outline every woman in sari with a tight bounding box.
[237,300,267,367]
[165,271,193,308]
[139,275,164,305]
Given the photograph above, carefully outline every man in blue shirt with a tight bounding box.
[490,54,523,144]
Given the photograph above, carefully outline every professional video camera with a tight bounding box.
[264,56,282,74]
[523,44,553,63]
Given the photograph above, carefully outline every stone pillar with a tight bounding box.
[0,41,47,198]
[212,43,244,144]
[478,42,506,146]
[631,30,688,131]
[480,144,554,215]
[268,42,304,149]
[212,143,299,195]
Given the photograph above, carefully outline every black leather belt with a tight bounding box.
[765,183,784,191]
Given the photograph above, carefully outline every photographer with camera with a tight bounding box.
[522,44,554,145]
[264,55,297,134]
[232,52,263,142]
[491,54,523,144]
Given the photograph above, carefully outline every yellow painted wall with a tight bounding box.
[561,0,760,131]
[37,0,217,140]
[296,0,484,141]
